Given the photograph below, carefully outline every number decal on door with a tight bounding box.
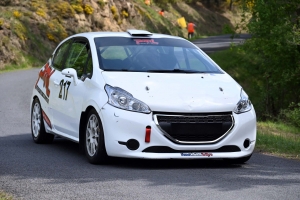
[58,79,71,100]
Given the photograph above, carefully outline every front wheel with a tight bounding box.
[84,109,108,164]
[31,98,54,144]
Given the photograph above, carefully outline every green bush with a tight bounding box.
[222,24,235,34]
[97,0,105,9]
[280,103,300,128]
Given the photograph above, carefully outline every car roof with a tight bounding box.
[69,30,185,41]
[54,30,197,56]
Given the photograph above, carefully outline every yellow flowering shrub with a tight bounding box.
[121,10,129,18]
[47,33,55,41]
[30,1,39,11]
[111,6,117,14]
[36,8,46,18]
[13,11,22,18]
[12,21,27,41]
[46,19,68,42]
[51,2,75,18]
[72,4,83,13]
[247,0,254,10]
[30,0,47,12]
[84,4,94,15]
[111,6,119,21]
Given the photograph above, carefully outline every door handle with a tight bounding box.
[53,80,60,86]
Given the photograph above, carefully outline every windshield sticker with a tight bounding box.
[134,39,159,45]
[181,152,213,157]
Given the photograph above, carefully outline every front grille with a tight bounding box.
[154,113,234,144]
[157,115,232,123]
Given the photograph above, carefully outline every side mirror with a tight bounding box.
[62,68,79,86]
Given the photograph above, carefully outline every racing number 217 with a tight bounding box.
[59,79,71,100]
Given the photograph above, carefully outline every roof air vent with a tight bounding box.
[127,29,152,36]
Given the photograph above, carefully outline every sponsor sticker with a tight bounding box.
[181,152,213,157]
[134,39,159,45]
[35,85,49,104]
[35,62,55,98]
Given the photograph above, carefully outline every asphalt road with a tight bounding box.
[194,34,251,53]
[0,38,300,199]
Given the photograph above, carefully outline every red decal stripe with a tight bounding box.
[42,110,52,129]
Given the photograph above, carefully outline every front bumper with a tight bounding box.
[100,104,256,159]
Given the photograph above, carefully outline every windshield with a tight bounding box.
[94,37,222,73]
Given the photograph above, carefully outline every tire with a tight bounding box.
[31,98,54,144]
[224,154,252,164]
[84,109,108,164]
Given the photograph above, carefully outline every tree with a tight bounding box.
[245,0,300,116]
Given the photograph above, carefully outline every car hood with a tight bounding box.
[101,72,241,113]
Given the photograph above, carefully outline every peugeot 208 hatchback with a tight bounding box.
[30,30,256,164]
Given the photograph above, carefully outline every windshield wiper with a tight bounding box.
[146,69,205,73]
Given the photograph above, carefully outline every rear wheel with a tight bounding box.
[84,109,108,164]
[224,154,252,164]
[31,98,54,144]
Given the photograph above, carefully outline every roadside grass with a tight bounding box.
[0,54,42,74]
[187,34,208,41]
[0,191,13,200]
[256,121,300,159]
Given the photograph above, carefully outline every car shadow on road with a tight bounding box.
[0,133,244,171]
[108,158,242,169]
[52,136,242,169]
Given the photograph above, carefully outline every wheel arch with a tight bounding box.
[79,98,105,151]
[79,105,98,150]
[32,95,38,100]
[30,95,39,114]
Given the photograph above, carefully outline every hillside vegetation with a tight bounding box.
[0,0,243,70]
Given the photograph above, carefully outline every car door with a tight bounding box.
[46,38,72,134]
[50,37,92,140]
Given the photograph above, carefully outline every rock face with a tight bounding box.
[0,0,237,69]
[0,0,146,69]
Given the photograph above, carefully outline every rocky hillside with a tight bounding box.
[0,0,243,70]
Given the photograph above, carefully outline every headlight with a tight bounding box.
[233,89,252,114]
[104,85,151,114]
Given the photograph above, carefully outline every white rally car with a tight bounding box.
[30,30,256,164]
